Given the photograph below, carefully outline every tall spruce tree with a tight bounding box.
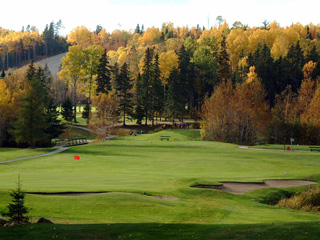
[116,63,134,126]
[12,77,47,148]
[45,98,65,139]
[116,63,133,126]
[165,67,185,122]
[141,47,154,125]
[134,73,144,124]
[178,45,195,115]
[150,53,163,125]
[61,97,74,123]
[96,48,111,95]
[216,36,232,82]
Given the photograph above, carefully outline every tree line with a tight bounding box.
[0,20,69,71]
[2,20,320,146]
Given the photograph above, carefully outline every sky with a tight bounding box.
[1,0,319,35]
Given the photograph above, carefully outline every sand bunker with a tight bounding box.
[193,180,317,194]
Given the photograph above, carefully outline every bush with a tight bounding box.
[1,175,30,224]
[278,186,320,212]
[259,190,295,205]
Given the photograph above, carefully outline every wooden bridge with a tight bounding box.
[53,138,88,147]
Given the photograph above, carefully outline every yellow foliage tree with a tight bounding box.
[67,26,93,48]
[159,50,179,85]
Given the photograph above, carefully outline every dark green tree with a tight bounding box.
[150,53,163,125]
[82,102,91,124]
[111,62,120,93]
[61,97,74,123]
[285,41,305,92]
[135,24,141,34]
[141,47,154,125]
[165,67,185,122]
[26,60,36,82]
[116,63,134,126]
[0,70,5,79]
[96,48,111,95]
[45,98,65,139]
[178,45,195,114]
[254,44,276,107]
[1,175,30,224]
[12,77,47,148]
[134,73,144,124]
[216,36,232,82]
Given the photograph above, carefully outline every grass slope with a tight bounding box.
[1,129,320,238]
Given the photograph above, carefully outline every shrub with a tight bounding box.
[259,190,295,205]
[278,185,320,212]
[1,175,30,224]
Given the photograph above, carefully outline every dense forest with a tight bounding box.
[1,20,320,146]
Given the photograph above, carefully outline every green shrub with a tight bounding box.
[259,190,295,205]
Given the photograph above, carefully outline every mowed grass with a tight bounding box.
[249,144,320,151]
[0,147,57,161]
[1,129,320,238]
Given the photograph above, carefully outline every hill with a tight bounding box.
[36,52,66,75]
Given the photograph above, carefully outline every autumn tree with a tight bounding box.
[89,93,118,141]
[83,45,104,103]
[59,45,85,123]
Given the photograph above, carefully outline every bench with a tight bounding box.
[309,147,320,152]
[160,136,170,141]
[257,140,265,145]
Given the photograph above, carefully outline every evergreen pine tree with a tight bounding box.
[178,45,195,116]
[134,73,144,124]
[111,62,120,94]
[12,77,47,148]
[0,70,5,79]
[82,102,91,124]
[61,97,74,123]
[116,63,134,126]
[165,67,185,121]
[96,48,111,95]
[216,36,232,82]
[26,60,36,82]
[45,98,66,139]
[1,175,30,224]
[150,53,163,125]
[141,47,154,125]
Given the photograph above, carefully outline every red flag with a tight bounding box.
[74,155,80,160]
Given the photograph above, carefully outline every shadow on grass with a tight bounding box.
[1,222,320,240]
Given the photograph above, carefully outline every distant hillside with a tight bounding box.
[36,52,67,75]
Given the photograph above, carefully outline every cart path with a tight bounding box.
[0,147,69,164]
